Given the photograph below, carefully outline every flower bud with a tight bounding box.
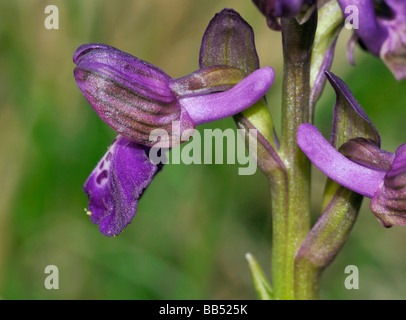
[200,8,277,146]
[200,8,260,75]
[252,0,316,30]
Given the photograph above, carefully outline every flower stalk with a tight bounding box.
[269,10,317,300]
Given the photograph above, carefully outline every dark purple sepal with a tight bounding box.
[83,135,161,236]
[73,44,175,103]
[371,143,406,228]
[199,8,278,149]
[199,9,260,75]
[252,0,283,30]
[73,44,195,147]
[252,0,316,30]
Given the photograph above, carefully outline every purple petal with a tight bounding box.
[252,0,316,30]
[74,44,174,102]
[252,0,283,30]
[326,71,380,148]
[73,44,195,147]
[297,123,386,198]
[338,0,406,80]
[178,67,275,125]
[371,143,406,227]
[83,135,161,236]
[379,1,406,80]
[338,0,388,56]
[199,8,260,74]
[277,0,315,17]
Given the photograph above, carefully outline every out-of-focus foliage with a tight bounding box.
[0,0,406,300]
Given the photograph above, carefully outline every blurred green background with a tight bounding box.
[1,0,406,300]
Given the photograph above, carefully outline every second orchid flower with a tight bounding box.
[298,71,406,228]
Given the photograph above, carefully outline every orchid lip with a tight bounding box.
[83,135,161,236]
[297,123,387,198]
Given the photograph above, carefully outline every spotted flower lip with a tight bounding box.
[83,135,162,236]
[74,44,275,147]
[252,0,316,30]
[297,71,406,228]
[338,0,406,80]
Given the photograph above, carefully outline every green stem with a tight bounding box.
[294,183,362,300]
[271,13,317,300]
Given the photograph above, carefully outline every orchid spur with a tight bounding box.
[73,44,275,236]
[297,71,406,228]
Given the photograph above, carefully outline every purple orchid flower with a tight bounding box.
[252,0,316,30]
[338,0,406,80]
[74,44,275,236]
[297,71,406,228]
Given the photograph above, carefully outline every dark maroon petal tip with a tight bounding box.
[371,143,406,228]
